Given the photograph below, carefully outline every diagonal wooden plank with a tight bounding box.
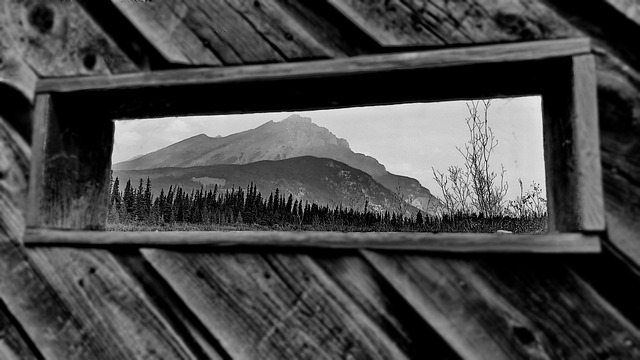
[327,0,445,46]
[274,0,380,57]
[224,0,337,60]
[0,297,41,360]
[25,247,198,360]
[181,0,285,64]
[312,253,461,359]
[115,251,228,360]
[143,250,416,360]
[112,0,221,66]
[328,0,579,47]
[167,0,244,65]
[0,0,138,76]
[363,251,640,359]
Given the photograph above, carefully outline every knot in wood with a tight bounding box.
[28,4,54,34]
[512,325,536,346]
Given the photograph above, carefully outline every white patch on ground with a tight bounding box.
[192,177,226,187]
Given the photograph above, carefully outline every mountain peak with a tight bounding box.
[280,114,312,125]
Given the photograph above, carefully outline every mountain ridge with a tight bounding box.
[113,156,421,216]
[113,115,439,213]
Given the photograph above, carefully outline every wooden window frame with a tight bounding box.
[24,38,604,253]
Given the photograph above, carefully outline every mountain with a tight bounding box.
[113,156,420,216]
[113,115,439,213]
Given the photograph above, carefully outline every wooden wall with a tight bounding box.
[2,0,640,359]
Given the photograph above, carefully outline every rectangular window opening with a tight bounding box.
[109,96,548,234]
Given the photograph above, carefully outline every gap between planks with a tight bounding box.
[22,229,601,253]
[35,38,591,93]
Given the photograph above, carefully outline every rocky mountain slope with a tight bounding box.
[113,115,439,212]
[113,156,421,216]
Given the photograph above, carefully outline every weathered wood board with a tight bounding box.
[26,247,198,360]
[364,250,640,359]
[112,0,221,66]
[0,0,138,75]
[311,253,461,359]
[0,299,40,360]
[28,94,113,230]
[143,250,418,360]
[24,229,601,254]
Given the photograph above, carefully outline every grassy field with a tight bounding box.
[107,216,547,234]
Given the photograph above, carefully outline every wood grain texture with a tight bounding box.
[0,0,138,76]
[541,58,581,232]
[364,251,640,359]
[327,0,445,46]
[179,0,285,64]
[112,0,221,66]
[0,112,30,241]
[328,0,578,46]
[311,253,461,359]
[143,250,412,360]
[36,38,590,93]
[572,54,606,230]
[541,55,605,232]
[224,0,335,60]
[274,0,380,57]
[25,247,197,360]
[2,108,199,360]
[0,51,37,103]
[28,94,113,230]
[115,251,228,360]
[0,300,40,360]
[23,229,601,253]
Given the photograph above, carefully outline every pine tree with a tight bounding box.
[123,179,135,221]
[144,177,152,221]
[108,177,122,223]
[135,178,145,222]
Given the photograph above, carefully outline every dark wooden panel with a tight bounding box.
[0,0,138,75]
[364,251,640,359]
[327,0,445,46]
[112,0,221,66]
[177,0,285,64]
[24,229,601,254]
[28,94,113,230]
[224,0,335,60]
[274,0,381,57]
[541,55,605,232]
[143,250,419,360]
[328,0,577,46]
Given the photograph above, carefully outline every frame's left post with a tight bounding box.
[28,94,114,230]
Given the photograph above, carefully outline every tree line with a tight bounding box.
[108,176,545,233]
[107,176,437,231]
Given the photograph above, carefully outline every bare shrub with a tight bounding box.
[433,100,509,217]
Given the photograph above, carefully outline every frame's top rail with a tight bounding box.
[36,38,591,94]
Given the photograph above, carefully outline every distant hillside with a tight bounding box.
[113,115,439,212]
[113,156,421,216]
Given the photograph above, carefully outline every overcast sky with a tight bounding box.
[113,96,545,201]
